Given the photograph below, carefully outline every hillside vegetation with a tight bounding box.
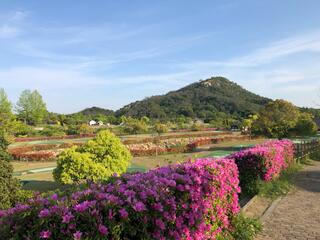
[116,76,271,121]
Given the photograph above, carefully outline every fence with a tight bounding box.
[294,139,320,161]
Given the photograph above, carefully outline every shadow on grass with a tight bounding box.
[21,180,62,192]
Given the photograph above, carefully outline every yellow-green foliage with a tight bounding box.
[54,130,132,184]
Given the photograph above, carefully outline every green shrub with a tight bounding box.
[123,118,148,134]
[65,124,79,135]
[54,130,132,184]
[40,125,66,136]
[309,149,320,161]
[0,159,21,209]
[0,131,21,209]
[154,123,168,135]
[294,113,317,136]
[77,123,94,134]
[191,122,203,131]
[223,213,262,240]
[258,163,302,199]
[11,121,34,137]
[14,189,34,204]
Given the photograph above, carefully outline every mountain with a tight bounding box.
[116,76,271,121]
[78,107,114,116]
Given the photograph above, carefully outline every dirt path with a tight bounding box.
[257,161,320,240]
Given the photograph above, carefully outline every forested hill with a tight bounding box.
[78,107,114,116]
[115,76,271,120]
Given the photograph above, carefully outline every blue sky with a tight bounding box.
[0,0,320,113]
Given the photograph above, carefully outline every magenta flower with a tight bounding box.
[62,212,74,223]
[119,208,128,218]
[40,230,51,239]
[98,224,108,235]
[133,202,146,212]
[73,231,82,240]
[38,209,50,218]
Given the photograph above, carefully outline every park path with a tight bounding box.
[256,160,320,240]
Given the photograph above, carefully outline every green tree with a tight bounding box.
[16,90,48,125]
[252,100,299,138]
[154,123,168,135]
[78,123,94,134]
[123,117,148,134]
[0,89,13,124]
[54,130,132,184]
[242,114,258,137]
[294,113,317,136]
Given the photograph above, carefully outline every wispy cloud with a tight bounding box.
[227,31,320,67]
[180,30,320,69]
[0,11,28,38]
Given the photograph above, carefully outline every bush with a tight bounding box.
[230,140,295,196]
[11,121,34,137]
[225,213,262,240]
[258,163,302,199]
[77,124,94,134]
[0,131,21,209]
[40,125,66,137]
[54,130,132,184]
[191,122,203,131]
[294,113,317,136]
[123,118,148,134]
[65,124,80,135]
[0,158,240,239]
[0,159,21,209]
[154,123,168,135]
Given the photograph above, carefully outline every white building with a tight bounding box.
[89,120,97,126]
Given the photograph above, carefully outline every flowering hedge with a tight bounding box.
[0,158,240,239]
[230,140,295,195]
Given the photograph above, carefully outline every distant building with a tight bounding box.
[89,120,97,126]
[97,120,104,126]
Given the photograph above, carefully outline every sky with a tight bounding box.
[0,0,320,113]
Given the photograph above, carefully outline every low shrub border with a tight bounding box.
[0,158,240,239]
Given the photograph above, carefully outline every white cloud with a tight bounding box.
[0,11,28,39]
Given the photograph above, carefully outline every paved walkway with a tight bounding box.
[257,160,320,240]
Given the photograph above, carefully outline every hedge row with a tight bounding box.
[0,158,240,239]
[230,140,295,195]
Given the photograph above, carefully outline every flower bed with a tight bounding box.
[10,151,57,162]
[229,140,295,195]
[121,131,229,145]
[14,134,96,143]
[9,135,251,160]
[0,158,240,239]
[9,143,83,162]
